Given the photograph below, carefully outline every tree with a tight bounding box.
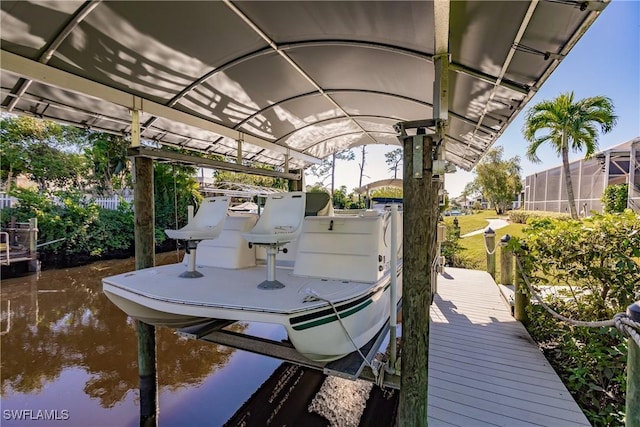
[472,147,522,214]
[0,116,88,191]
[370,186,403,199]
[523,92,617,219]
[601,183,628,213]
[385,148,403,179]
[84,132,131,195]
[357,145,367,189]
[332,185,351,209]
[154,163,202,245]
[460,182,477,209]
[213,168,287,190]
[307,149,355,196]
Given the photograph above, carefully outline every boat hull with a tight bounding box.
[285,275,401,362]
[102,265,402,362]
[104,289,211,328]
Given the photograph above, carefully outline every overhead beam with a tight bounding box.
[434,0,450,143]
[127,146,301,180]
[0,50,320,165]
[449,63,528,94]
[3,0,102,112]
[465,0,539,163]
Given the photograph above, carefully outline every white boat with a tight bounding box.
[102,192,402,362]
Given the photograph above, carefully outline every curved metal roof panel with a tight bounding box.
[1,0,609,171]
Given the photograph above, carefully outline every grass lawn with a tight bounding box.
[442,210,507,235]
[443,210,526,281]
[456,223,526,280]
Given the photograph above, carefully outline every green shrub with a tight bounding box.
[516,210,639,426]
[602,183,628,213]
[3,187,99,256]
[2,188,136,261]
[86,201,134,256]
[508,209,571,224]
[440,222,462,266]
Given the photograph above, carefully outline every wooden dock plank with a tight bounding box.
[427,268,590,426]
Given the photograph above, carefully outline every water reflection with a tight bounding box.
[0,253,276,426]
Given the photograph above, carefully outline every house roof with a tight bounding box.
[1,1,609,173]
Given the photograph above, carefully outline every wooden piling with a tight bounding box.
[484,229,496,279]
[513,255,528,325]
[627,302,640,427]
[499,235,512,285]
[398,132,437,426]
[133,155,158,427]
[28,218,39,272]
[288,169,303,192]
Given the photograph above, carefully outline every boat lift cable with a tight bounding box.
[303,289,381,382]
[515,256,640,347]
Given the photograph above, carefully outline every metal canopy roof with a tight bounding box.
[1,0,608,172]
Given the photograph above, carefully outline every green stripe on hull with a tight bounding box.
[291,298,373,331]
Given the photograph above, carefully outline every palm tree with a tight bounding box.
[523,92,616,219]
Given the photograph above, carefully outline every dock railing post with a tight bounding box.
[626,302,640,427]
[28,218,39,272]
[499,234,512,285]
[513,254,529,325]
[484,228,496,279]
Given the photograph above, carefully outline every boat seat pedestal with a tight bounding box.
[257,245,285,289]
[180,241,204,278]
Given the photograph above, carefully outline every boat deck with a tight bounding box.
[103,263,377,315]
[428,268,590,426]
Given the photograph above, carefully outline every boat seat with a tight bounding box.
[242,192,306,289]
[165,196,230,278]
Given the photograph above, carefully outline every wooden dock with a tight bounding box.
[429,268,590,426]
[179,266,592,425]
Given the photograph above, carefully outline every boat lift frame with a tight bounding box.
[176,300,402,390]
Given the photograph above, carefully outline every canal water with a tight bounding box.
[1,254,398,426]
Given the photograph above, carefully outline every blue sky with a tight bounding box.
[323,0,640,197]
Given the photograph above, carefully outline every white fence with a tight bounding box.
[93,195,134,210]
[0,193,17,209]
[0,192,133,210]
